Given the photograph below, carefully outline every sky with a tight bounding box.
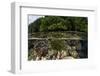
[28,15,43,24]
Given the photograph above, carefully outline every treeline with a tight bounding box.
[28,16,88,33]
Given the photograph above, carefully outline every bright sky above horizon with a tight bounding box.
[28,15,43,25]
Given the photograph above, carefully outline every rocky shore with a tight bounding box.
[28,38,87,61]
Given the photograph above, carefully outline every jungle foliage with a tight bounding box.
[28,16,88,33]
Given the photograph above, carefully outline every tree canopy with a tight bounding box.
[28,16,88,33]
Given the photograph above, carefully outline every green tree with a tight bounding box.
[28,16,88,33]
[49,39,66,52]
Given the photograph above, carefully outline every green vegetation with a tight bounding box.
[28,16,88,61]
[28,16,88,33]
[49,39,66,52]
